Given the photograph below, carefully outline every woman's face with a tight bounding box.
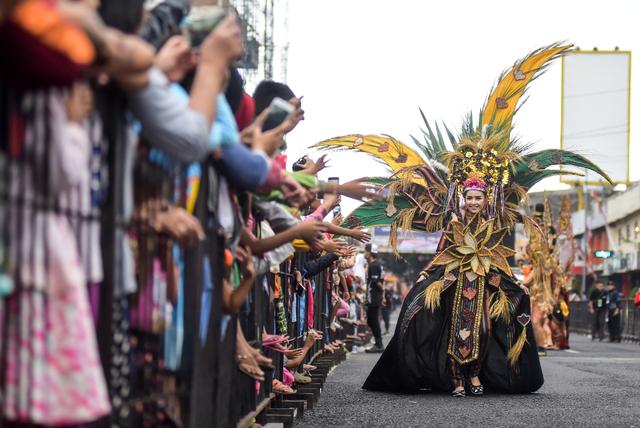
[464,190,486,215]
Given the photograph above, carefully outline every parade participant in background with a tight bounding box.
[381,279,394,335]
[364,244,385,353]
[314,44,611,397]
[527,202,556,351]
[589,279,607,341]
[522,260,547,356]
[606,281,622,342]
[549,195,575,350]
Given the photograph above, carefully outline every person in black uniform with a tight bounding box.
[606,281,622,342]
[381,283,394,335]
[589,280,607,341]
[364,243,384,353]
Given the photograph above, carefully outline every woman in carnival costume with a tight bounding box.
[312,44,610,397]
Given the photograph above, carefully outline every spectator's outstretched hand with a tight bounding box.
[350,227,371,243]
[154,35,195,82]
[338,179,381,202]
[322,193,340,211]
[200,14,243,66]
[152,206,205,247]
[306,154,329,174]
[331,213,343,226]
[280,174,314,208]
[281,96,305,133]
[242,107,293,156]
[323,238,347,255]
[294,221,327,244]
[236,246,255,281]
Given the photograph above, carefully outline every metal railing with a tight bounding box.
[568,300,640,342]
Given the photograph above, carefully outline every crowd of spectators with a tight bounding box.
[0,1,391,426]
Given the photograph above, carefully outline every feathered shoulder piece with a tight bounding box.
[312,43,611,251]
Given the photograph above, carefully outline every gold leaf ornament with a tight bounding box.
[433,216,515,277]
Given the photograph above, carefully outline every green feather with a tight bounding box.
[514,149,612,189]
[516,169,581,190]
[341,196,413,229]
[443,122,458,149]
[362,177,393,186]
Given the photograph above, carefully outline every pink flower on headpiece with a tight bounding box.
[463,176,487,193]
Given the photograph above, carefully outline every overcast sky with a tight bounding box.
[283,0,638,215]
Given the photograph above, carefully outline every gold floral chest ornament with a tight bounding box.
[431,214,516,277]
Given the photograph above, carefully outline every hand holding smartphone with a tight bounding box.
[181,5,227,49]
[262,97,295,131]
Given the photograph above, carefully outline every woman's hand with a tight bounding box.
[349,227,371,243]
[241,107,292,155]
[199,14,244,67]
[294,221,327,243]
[331,212,343,226]
[151,206,205,247]
[236,245,255,281]
[154,35,196,82]
[303,154,328,175]
[281,96,305,133]
[322,238,347,255]
[336,179,381,202]
[280,175,313,208]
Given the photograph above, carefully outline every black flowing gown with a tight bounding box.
[363,264,544,393]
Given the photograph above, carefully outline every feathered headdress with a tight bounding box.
[312,43,612,251]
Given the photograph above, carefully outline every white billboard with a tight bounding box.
[560,51,631,184]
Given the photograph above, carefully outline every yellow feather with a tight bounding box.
[311,134,425,172]
[482,44,572,131]
[507,327,529,366]
[424,280,444,311]
[489,287,512,323]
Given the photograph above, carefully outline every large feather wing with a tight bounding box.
[311,134,426,172]
[514,149,613,189]
[481,43,572,132]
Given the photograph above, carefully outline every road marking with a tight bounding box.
[563,349,580,354]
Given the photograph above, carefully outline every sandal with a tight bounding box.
[294,371,312,384]
[303,364,317,372]
[469,384,484,396]
[451,388,466,398]
[236,354,265,382]
[272,379,296,395]
[262,335,288,347]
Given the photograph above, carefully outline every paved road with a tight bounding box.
[302,316,640,427]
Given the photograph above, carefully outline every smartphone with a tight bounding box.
[262,97,295,131]
[181,6,227,49]
[328,177,340,184]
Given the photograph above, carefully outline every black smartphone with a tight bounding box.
[262,97,295,131]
